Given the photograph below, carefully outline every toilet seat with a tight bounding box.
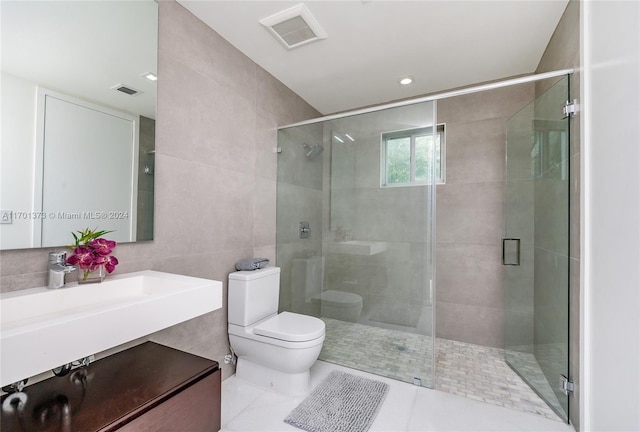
[254,311,325,342]
[228,312,325,350]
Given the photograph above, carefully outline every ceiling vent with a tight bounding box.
[111,83,142,96]
[259,4,327,50]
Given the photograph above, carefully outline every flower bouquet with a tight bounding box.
[67,228,119,283]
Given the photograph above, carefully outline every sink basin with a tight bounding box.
[327,240,388,256]
[0,270,222,387]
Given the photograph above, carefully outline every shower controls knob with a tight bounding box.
[299,222,310,239]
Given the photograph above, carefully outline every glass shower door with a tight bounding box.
[276,101,437,389]
[504,76,570,422]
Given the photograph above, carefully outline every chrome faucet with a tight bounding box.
[48,252,76,289]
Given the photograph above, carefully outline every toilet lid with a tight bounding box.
[254,311,325,342]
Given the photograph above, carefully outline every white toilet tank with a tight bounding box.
[229,266,281,326]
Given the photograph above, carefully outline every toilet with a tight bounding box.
[292,256,363,322]
[228,266,325,396]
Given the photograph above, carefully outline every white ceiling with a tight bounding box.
[178,0,569,115]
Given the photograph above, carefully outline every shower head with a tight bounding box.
[303,143,324,160]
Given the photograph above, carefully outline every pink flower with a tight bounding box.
[66,235,118,275]
[67,246,96,270]
[90,255,108,271]
[88,238,116,256]
[105,256,119,273]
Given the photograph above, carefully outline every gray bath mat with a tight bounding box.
[284,371,389,432]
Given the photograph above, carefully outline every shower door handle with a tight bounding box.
[502,238,521,266]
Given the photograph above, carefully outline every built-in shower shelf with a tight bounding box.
[327,241,388,256]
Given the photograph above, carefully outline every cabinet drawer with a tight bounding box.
[117,370,221,432]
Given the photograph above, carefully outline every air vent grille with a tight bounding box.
[117,86,137,95]
[272,16,317,47]
[111,83,142,96]
[260,4,327,50]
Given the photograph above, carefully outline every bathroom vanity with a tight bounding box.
[1,270,223,388]
[0,342,221,432]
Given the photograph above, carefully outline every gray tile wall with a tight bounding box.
[0,0,319,380]
[534,0,581,429]
[435,83,534,348]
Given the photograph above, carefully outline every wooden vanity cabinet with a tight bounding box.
[0,342,221,432]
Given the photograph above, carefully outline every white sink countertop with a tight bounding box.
[0,270,222,387]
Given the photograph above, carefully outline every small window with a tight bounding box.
[381,125,445,187]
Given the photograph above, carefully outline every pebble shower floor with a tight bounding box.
[319,318,561,421]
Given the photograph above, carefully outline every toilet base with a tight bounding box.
[236,357,311,396]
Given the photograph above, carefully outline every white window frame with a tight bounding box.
[380,124,445,187]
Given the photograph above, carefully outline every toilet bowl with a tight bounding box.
[311,290,363,322]
[228,267,325,396]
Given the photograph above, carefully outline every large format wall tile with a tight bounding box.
[158,0,258,103]
[157,56,256,174]
[155,155,254,255]
[436,244,504,309]
[253,178,277,248]
[436,181,505,246]
[436,301,505,348]
[255,114,279,181]
[444,118,507,185]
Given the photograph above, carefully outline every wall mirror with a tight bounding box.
[0,0,158,250]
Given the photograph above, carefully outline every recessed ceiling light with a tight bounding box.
[334,135,344,143]
[344,133,355,142]
[399,76,414,85]
[142,72,158,82]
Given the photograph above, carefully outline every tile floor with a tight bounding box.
[320,318,433,386]
[435,340,561,420]
[319,318,561,421]
[506,348,566,419]
[221,360,575,432]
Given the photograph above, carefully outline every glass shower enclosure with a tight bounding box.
[504,76,571,422]
[276,101,437,388]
